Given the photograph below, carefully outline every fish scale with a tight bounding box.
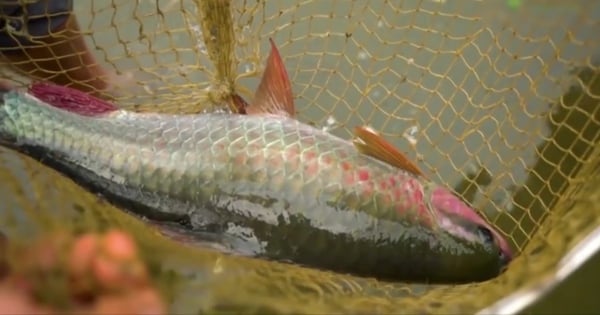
[1,93,414,215]
[0,90,507,283]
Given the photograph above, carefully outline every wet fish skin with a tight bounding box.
[0,90,508,283]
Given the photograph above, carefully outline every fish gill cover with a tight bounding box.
[0,0,599,314]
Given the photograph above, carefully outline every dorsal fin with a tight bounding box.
[28,82,118,116]
[246,38,295,117]
[353,125,425,178]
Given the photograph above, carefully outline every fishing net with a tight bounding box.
[0,0,599,313]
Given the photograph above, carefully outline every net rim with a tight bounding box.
[477,225,600,315]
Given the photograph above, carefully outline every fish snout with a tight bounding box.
[431,187,514,267]
[495,229,514,270]
[476,223,513,271]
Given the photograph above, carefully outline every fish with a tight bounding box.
[0,39,512,283]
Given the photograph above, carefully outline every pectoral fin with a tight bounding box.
[353,125,425,177]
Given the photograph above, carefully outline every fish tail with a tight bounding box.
[0,81,121,145]
[28,81,119,117]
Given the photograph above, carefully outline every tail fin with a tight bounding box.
[28,82,119,117]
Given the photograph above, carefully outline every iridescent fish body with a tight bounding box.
[0,40,512,283]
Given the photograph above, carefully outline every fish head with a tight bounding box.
[429,186,513,266]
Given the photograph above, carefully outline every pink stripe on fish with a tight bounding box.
[302,150,319,176]
[384,175,432,226]
[430,187,514,259]
[28,82,118,116]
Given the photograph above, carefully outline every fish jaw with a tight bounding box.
[429,186,513,264]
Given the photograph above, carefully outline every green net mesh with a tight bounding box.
[0,0,599,313]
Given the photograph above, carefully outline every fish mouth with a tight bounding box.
[499,251,511,273]
[489,232,513,276]
[490,227,514,267]
[498,244,514,273]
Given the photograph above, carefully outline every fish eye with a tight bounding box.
[476,225,495,246]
